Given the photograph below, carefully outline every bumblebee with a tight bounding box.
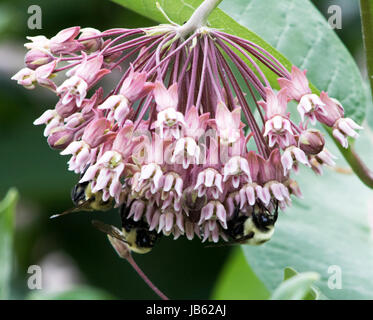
[92,202,160,254]
[224,200,279,246]
[50,181,113,219]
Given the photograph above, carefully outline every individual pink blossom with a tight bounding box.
[194,168,223,199]
[80,122,142,202]
[47,126,76,150]
[57,55,110,107]
[11,60,57,91]
[317,92,344,126]
[154,82,185,139]
[223,156,252,188]
[154,81,178,111]
[99,68,153,125]
[199,200,228,242]
[171,137,201,169]
[160,172,183,211]
[260,88,295,149]
[309,149,337,175]
[61,118,114,173]
[278,66,312,101]
[184,106,210,139]
[333,118,363,148]
[209,102,243,145]
[297,94,327,124]
[25,27,83,54]
[281,146,310,174]
[33,109,63,137]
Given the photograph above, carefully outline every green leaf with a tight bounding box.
[212,249,270,300]
[26,286,114,300]
[283,267,323,300]
[270,271,319,300]
[243,129,373,300]
[112,0,366,124]
[0,188,18,299]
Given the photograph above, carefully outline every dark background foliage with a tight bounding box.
[0,0,364,299]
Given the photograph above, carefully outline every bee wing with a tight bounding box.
[49,200,92,219]
[91,220,128,244]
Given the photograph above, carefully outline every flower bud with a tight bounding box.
[79,28,103,53]
[47,127,75,149]
[299,129,325,155]
[25,49,54,70]
[55,97,77,118]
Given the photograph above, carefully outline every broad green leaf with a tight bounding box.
[270,271,319,300]
[212,249,269,300]
[112,0,366,124]
[243,129,373,300]
[26,286,114,300]
[0,189,18,299]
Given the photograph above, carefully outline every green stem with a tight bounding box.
[177,0,223,37]
[360,0,373,97]
[326,127,373,189]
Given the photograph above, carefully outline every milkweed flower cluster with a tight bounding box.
[13,21,362,243]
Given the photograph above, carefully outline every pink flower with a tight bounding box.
[155,107,185,139]
[223,156,252,188]
[120,67,154,102]
[194,168,223,199]
[25,27,83,54]
[278,66,312,101]
[184,106,210,139]
[57,55,110,107]
[153,81,185,139]
[33,109,63,136]
[281,146,310,174]
[11,60,57,91]
[171,137,201,169]
[297,94,326,124]
[210,102,243,145]
[260,88,294,149]
[133,163,164,195]
[309,149,337,175]
[60,118,114,173]
[333,118,363,148]
[317,92,344,126]
[80,122,143,202]
[154,81,178,111]
[160,172,183,211]
[99,68,153,125]
[199,200,228,242]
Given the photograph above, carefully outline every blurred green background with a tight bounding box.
[0,0,366,299]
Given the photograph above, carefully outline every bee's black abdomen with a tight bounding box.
[135,229,159,248]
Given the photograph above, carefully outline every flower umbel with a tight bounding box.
[13,2,363,250]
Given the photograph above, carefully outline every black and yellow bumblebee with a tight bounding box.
[92,202,160,254]
[224,200,279,246]
[50,179,113,219]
